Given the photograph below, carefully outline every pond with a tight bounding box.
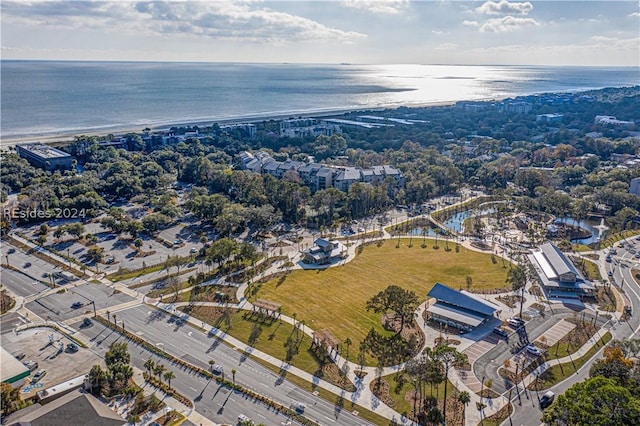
[443,208,497,233]
[554,217,607,245]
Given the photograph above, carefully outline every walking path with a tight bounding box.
[6,198,621,426]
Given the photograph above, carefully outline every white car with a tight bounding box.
[507,317,524,328]
[32,369,47,383]
[526,344,541,356]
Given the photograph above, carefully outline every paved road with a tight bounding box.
[1,241,63,284]
[85,304,374,426]
[0,268,50,298]
[74,319,300,426]
[25,282,135,321]
[505,239,640,426]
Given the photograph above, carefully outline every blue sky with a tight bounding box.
[1,1,639,65]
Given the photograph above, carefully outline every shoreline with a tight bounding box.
[0,100,460,148]
[3,81,636,148]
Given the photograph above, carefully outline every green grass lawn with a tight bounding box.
[379,371,457,419]
[179,306,355,389]
[252,238,511,360]
[528,331,612,390]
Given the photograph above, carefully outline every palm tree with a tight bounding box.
[434,345,467,426]
[163,371,175,389]
[343,337,352,360]
[112,314,117,328]
[458,391,471,422]
[144,358,155,377]
[154,364,166,383]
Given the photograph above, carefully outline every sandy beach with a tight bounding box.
[0,100,458,149]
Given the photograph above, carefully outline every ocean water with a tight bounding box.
[1,61,638,140]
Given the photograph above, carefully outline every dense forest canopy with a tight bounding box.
[2,86,639,236]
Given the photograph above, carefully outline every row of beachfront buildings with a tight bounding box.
[238,150,404,193]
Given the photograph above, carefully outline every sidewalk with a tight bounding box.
[156,299,417,425]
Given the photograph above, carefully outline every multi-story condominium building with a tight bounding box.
[16,143,73,171]
[237,151,403,193]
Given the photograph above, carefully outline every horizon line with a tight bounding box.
[1,58,639,68]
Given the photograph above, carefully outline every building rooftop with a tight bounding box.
[427,283,497,316]
[6,389,125,426]
[1,346,30,384]
[17,143,70,159]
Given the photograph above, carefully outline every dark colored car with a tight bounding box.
[540,391,555,409]
[493,327,509,339]
[71,301,84,309]
[625,305,632,316]
[66,343,79,353]
[82,318,92,327]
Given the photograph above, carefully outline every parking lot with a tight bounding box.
[1,327,102,400]
[26,282,135,322]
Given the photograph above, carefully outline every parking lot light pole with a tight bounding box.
[92,301,96,317]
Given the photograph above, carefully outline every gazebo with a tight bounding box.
[311,328,340,357]
[250,299,282,321]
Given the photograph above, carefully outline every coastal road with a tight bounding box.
[78,304,375,426]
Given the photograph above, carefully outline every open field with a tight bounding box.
[252,238,511,354]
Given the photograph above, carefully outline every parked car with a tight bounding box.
[13,352,26,361]
[237,414,253,424]
[507,317,525,328]
[608,271,614,277]
[526,344,541,356]
[32,369,47,383]
[540,391,555,409]
[23,360,38,371]
[625,305,632,316]
[493,327,509,339]
[71,301,84,309]
[105,257,115,264]
[82,318,93,327]
[24,262,32,267]
[211,364,224,375]
[66,343,79,353]
[190,247,198,254]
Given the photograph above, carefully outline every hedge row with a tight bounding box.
[142,372,193,408]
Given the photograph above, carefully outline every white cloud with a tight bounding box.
[435,42,458,50]
[340,0,409,15]
[476,1,533,16]
[480,16,540,32]
[1,1,367,43]
[629,11,640,17]
[591,35,618,41]
[463,20,479,27]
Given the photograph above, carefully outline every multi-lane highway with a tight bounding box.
[76,305,375,426]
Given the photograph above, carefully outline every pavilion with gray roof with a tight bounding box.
[528,242,595,299]
[425,283,498,333]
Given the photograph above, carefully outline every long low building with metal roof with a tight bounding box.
[425,283,499,333]
[527,242,595,299]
